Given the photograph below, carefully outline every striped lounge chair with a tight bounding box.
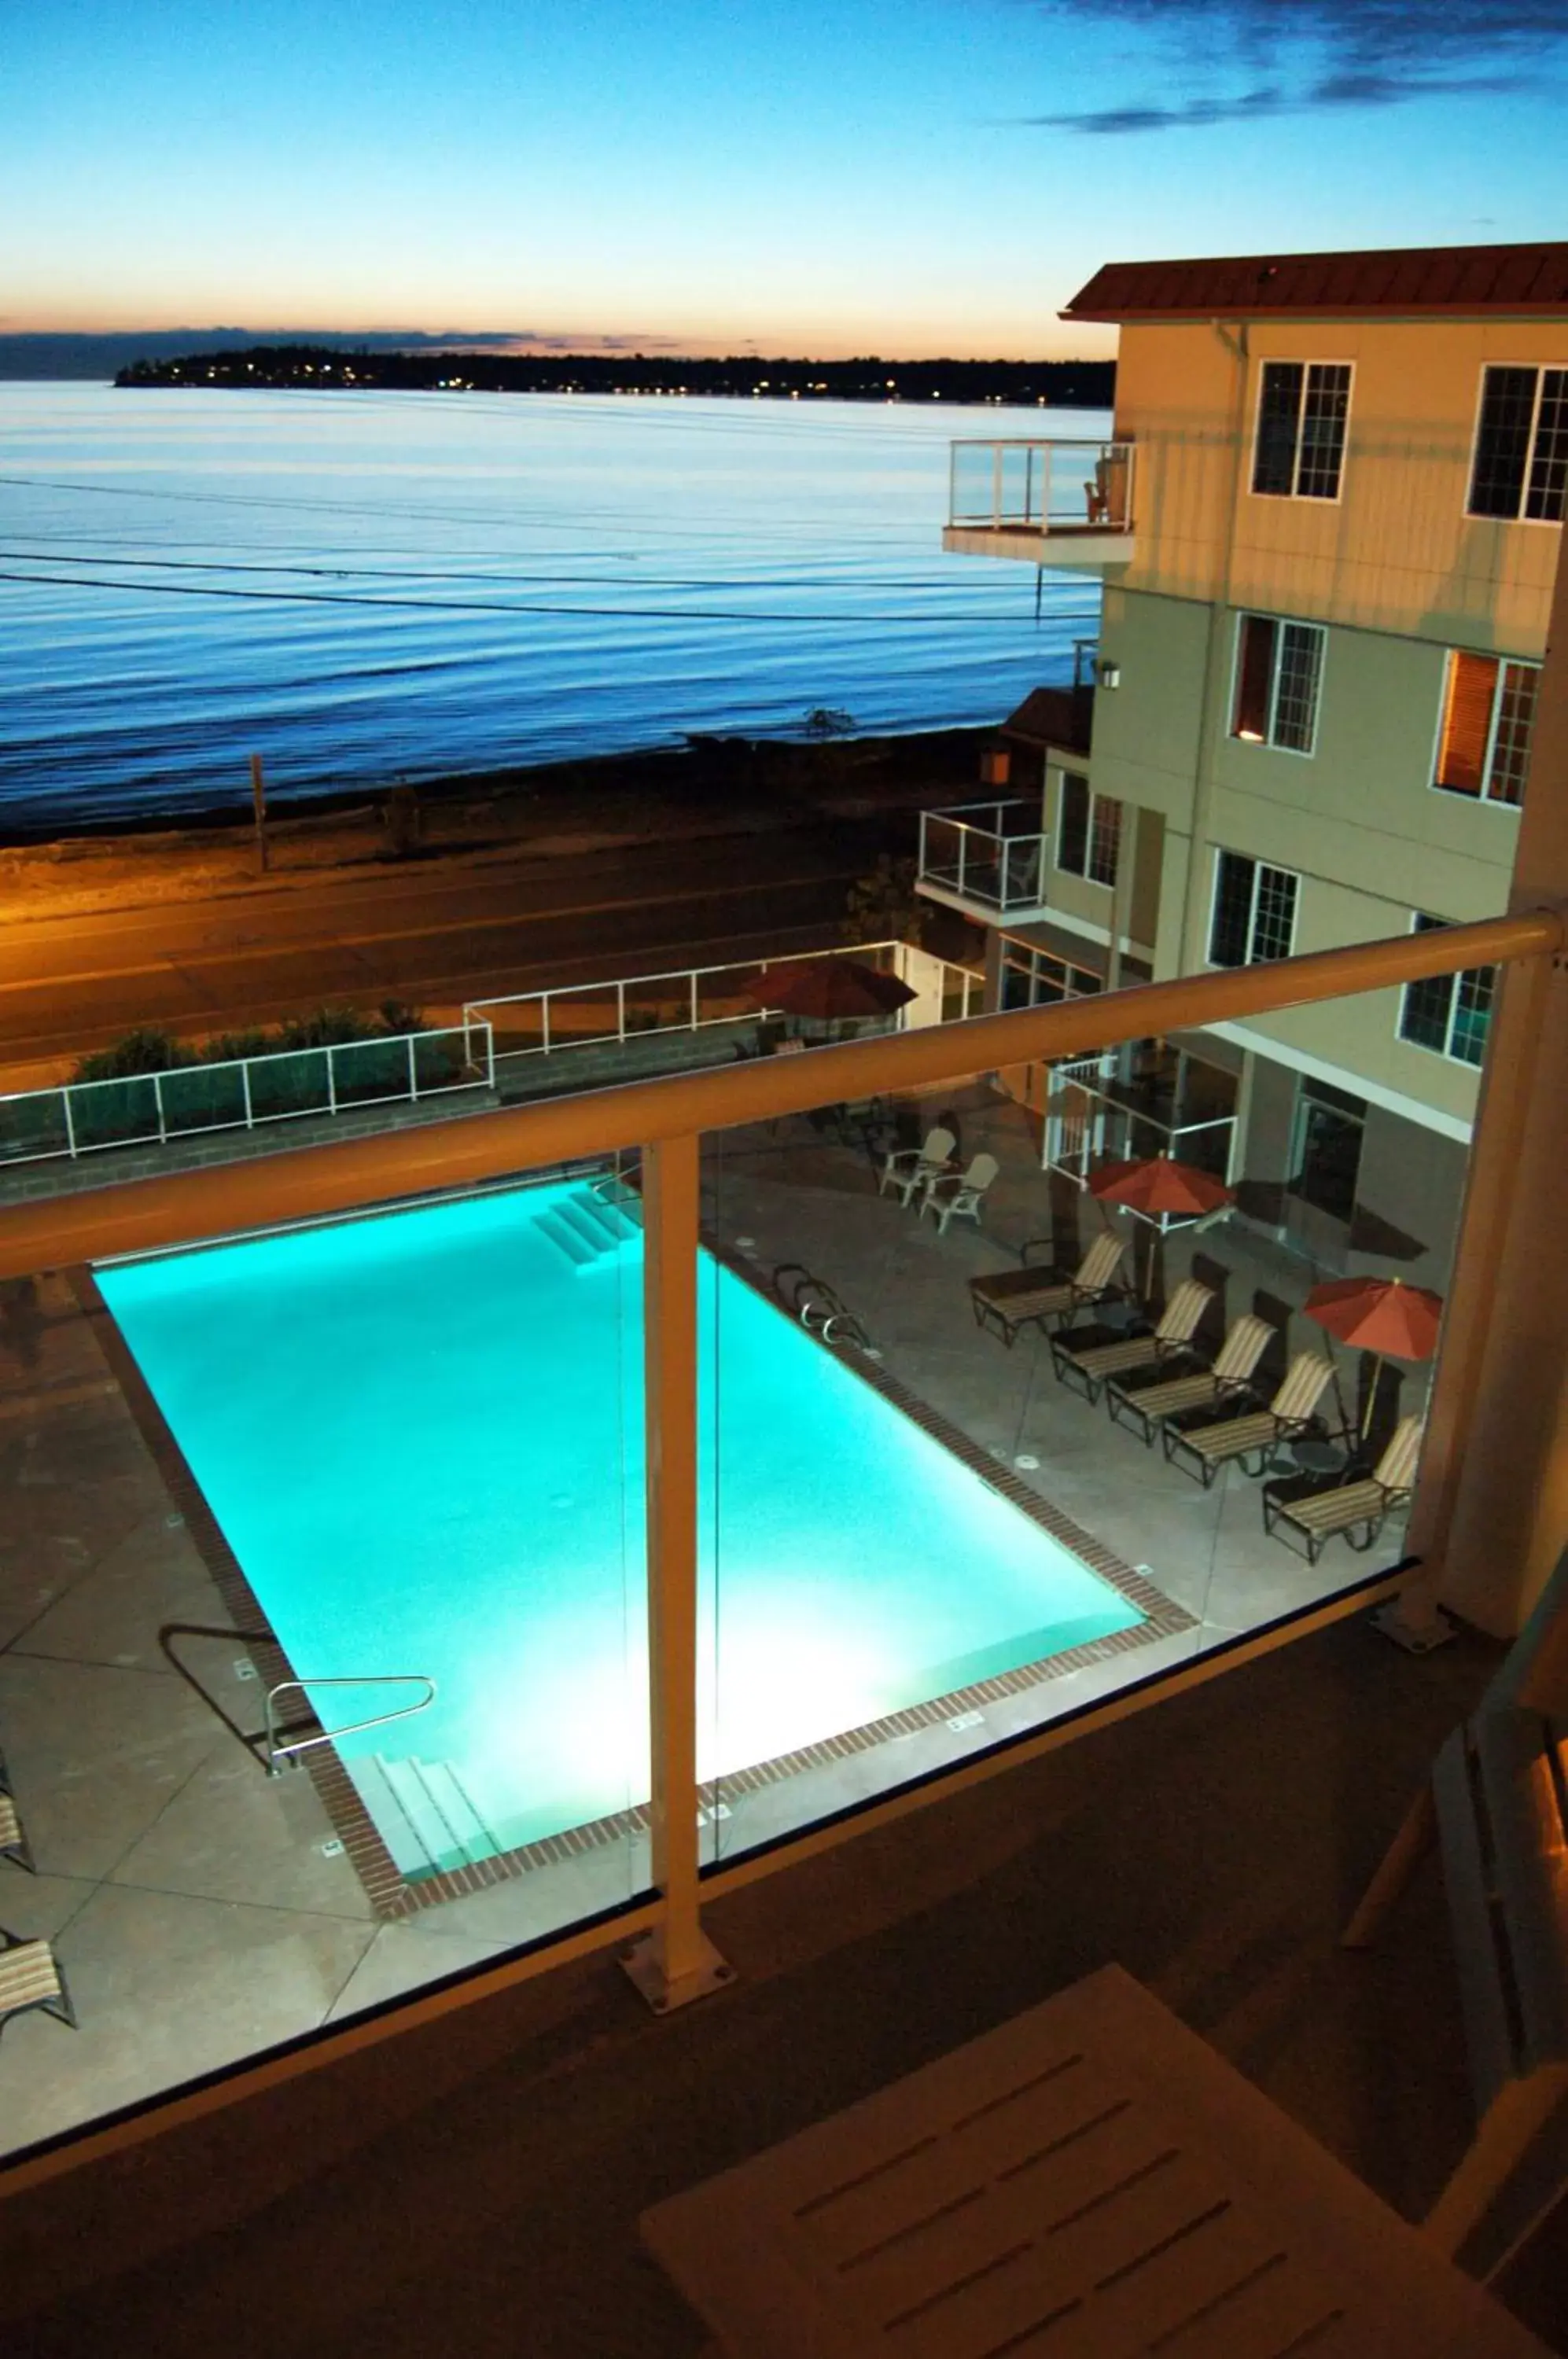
[0,1749,33,1873]
[1049,1278,1213,1406]
[1264,1414,1425,1563]
[1106,1312,1275,1444]
[1162,1352,1339,1489]
[0,1929,75,2039]
[968,1230,1128,1348]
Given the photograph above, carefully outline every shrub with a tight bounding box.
[72,1029,193,1084]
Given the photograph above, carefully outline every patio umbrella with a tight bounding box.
[747,956,916,1024]
[1088,1153,1233,1294]
[1302,1274,1444,1438]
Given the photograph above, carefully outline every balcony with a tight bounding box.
[943,438,1136,566]
[917,799,1050,918]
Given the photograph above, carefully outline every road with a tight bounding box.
[1,821,889,1072]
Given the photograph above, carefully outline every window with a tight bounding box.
[1056,771,1122,887]
[1231,613,1324,753]
[1288,1077,1366,1224]
[999,941,1101,1011]
[1253,362,1352,500]
[1434,650,1538,806]
[1467,366,1566,522]
[1400,915,1496,1068]
[1209,852,1298,968]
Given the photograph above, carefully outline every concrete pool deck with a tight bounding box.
[0,1085,1411,2155]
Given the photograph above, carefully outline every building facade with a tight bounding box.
[925,242,1567,1286]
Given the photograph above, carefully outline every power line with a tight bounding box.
[0,562,1099,627]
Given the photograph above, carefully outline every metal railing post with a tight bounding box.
[407,1034,418,1102]
[483,1020,495,1088]
[326,1046,337,1117]
[956,825,967,900]
[617,981,627,1045]
[622,1132,731,2013]
[153,1071,167,1146]
[241,1060,254,1129]
[61,1087,78,1161]
[541,996,551,1057]
[689,972,699,1033]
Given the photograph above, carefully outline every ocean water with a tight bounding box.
[98,1179,1139,1868]
[0,382,1106,835]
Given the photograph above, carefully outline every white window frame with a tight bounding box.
[1397,914,1496,1069]
[1054,769,1121,889]
[1206,851,1301,970]
[1250,359,1354,504]
[1429,650,1540,810]
[1229,613,1327,757]
[1464,362,1568,527]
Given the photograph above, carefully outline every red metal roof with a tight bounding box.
[1062,244,1568,323]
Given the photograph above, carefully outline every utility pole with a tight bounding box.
[250,753,269,874]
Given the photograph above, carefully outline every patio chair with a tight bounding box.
[0,1929,75,2039]
[1162,1350,1339,1489]
[919,1152,999,1235]
[1264,1414,1425,1564]
[1106,1311,1275,1444]
[0,1750,31,1873]
[968,1229,1128,1348]
[1048,1276,1213,1406]
[877,1124,955,1205]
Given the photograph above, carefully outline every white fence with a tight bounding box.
[464,942,923,1065]
[1044,1057,1238,1219]
[0,1022,494,1169]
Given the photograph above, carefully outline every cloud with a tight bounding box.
[1014,0,1566,131]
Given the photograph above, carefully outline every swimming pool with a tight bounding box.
[98,1179,1147,1880]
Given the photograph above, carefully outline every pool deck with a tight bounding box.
[0,1084,1415,2156]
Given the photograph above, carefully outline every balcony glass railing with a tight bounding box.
[918,801,1049,913]
[948,439,1136,536]
[0,907,1551,2169]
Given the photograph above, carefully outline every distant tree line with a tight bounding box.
[116,343,1115,407]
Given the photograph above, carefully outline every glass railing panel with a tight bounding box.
[0,1086,72,1164]
[245,1045,332,1121]
[950,440,999,524]
[704,992,1461,1864]
[0,1148,648,2162]
[543,981,620,1052]
[156,1061,251,1136]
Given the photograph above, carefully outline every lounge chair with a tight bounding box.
[1162,1351,1339,1489]
[1264,1414,1424,1563]
[1048,1277,1213,1406]
[919,1151,999,1234]
[1106,1312,1275,1444]
[968,1229,1128,1348]
[877,1125,955,1205]
[0,1750,31,1873]
[0,1930,75,2039]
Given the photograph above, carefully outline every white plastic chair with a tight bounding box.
[919,1151,999,1234]
[877,1125,955,1206]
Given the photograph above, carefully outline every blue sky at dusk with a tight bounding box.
[7,0,1565,356]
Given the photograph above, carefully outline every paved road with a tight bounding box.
[1,823,885,1067]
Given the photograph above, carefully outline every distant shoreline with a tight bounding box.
[112,341,1117,409]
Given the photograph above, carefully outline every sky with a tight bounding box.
[6,0,1566,358]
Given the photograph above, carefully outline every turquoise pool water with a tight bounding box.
[98,1180,1142,1877]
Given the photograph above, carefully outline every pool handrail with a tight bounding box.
[263,1673,437,1775]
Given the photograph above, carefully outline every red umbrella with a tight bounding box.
[1303,1274,1444,1436]
[747,956,916,1024]
[1088,1154,1233,1291]
[1088,1154,1233,1220]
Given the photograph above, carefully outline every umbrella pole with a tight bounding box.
[1360,1352,1383,1443]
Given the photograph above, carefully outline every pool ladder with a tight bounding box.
[263,1673,437,1775]
[772,1264,874,1353]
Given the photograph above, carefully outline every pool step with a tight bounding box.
[535,1183,642,1273]
[366,1753,502,1877]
